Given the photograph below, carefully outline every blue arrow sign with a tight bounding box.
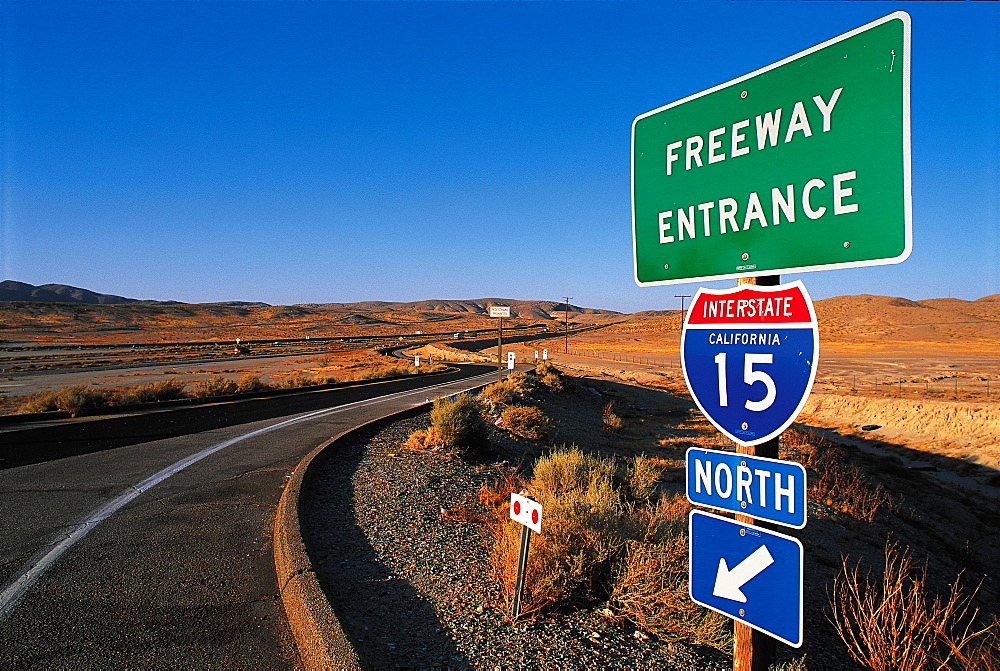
[689,510,803,647]
[686,448,807,529]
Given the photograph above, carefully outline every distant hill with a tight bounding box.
[0,281,268,308]
[304,298,622,321]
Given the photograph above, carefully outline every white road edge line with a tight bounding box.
[0,372,493,621]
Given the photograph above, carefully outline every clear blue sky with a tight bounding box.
[2,1,997,313]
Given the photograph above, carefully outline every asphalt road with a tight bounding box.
[0,364,494,668]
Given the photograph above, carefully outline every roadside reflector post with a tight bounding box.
[509,492,542,620]
[510,523,531,619]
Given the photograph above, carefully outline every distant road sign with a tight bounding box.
[686,447,806,528]
[681,281,818,446]
[490,306,511,318]
[507,352,516,370]
[510,493,542,533]
[632,12,910,285]
[689,510,803,647]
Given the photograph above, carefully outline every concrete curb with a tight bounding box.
[273,429,366,670]
[272,405,433,669]
[272,371,493,668]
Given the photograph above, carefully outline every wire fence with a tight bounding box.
[818,374,996,400]
[561,349,998,401]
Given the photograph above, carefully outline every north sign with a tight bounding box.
[681,281,818,446]
[689,510,803,647]
[686,447,807,529]
[632,12,911,285]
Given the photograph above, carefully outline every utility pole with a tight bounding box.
[562,296,572,354]
[674,294,691,330]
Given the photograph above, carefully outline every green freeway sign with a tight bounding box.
[632,12,911,286]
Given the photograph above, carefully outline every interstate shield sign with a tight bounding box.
[681,281,818,446]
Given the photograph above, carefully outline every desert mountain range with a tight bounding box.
[1,281,998,347]
[0,282,614,319]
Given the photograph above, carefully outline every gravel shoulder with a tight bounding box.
[299,369,1000,669]
[299,411,730,669]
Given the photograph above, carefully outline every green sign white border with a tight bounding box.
[631,11,912,287]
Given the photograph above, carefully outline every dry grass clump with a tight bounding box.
[829,541,999,670]
[405,394,488,458]
[534,361,565,392]
[610,493,730,651]
[500,405,548,440]
[611,536,730,650]
[480,446,724,649]
[18,380,189,416]
[477,463,529,513]
[602,401,623,433]
[479,373,531,405]
[627,455,663,503]
[233,374,274,393]
[483,448,627,616]
[191,376,238,398]
[126,379,188,403]
[480,449,728,647]
[18,384,113,417]
[786,427,894,522]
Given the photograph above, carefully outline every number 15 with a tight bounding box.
[713,352,776,411]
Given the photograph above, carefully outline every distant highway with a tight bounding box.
[0,364,493,667]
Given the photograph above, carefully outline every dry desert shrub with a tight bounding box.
[345,364,421,382]
[790,428,894,522]
[235,375,275,393]
[626,455,663,503]
[828,541,999,670]
[486,448,630,617]
[18,385,112,417]
[477,463,529,511]
[19,380,186,415]
[534,362,565,392]
[534,360,559,377]
[602,401,623,433]
[482,451,722,647]
[610,494,730,650]
[611,536,731,651]
[191,376,238,398]
[405,394,488,458]
[17,390,61,414]
[500,405,548,440]
[540,372,564,392]
[530,446,615,498]
[126,379,188,403]
[281,373,319,389]
[479,374,530,405]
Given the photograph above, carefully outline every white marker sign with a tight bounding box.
[508,352,515,370]
[490,306,511,318]
[510,493,542,533]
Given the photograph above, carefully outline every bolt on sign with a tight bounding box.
[632,12,911,286]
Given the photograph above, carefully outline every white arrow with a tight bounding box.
[713,544,774,603]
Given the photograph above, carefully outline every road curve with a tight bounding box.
[0,364,493,667]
